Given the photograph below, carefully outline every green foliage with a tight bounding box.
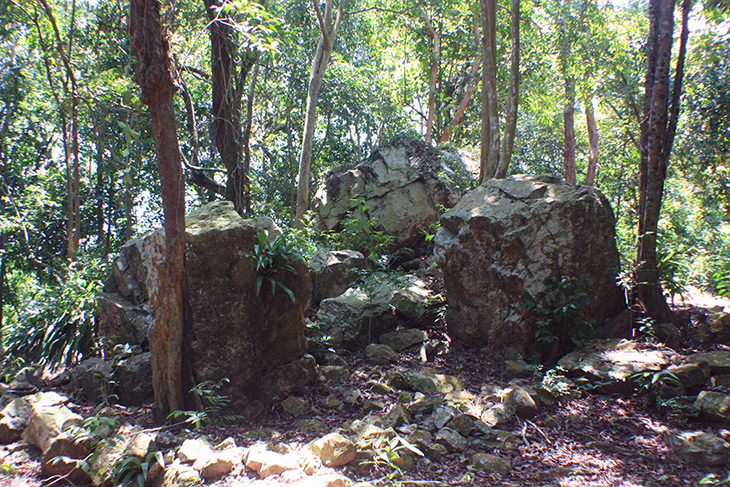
[168,378,232,429]
[305,320,334,361]
[54,415,164,487]
[365,435,423,486]
[700,474,730,486]
[4,254,108,367]
[714,269,730,298]
[521,276,595,360]
[112,451,165,487]
[326,197,395,261]
[248,230,303,303]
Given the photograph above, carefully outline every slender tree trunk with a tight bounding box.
[584,97,599,186]
[560,14,576,186]
[479,0,500,183]
[242,62,259,214]
[295,0,345,224]
[130,0,195,419]
[95,105,106,250]
[439,21,481,145]
[423,8,441,144]
[496,0,520,179]
[635,0,691,323]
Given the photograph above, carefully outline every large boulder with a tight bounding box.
[312,137,469,253]
[98,201,312,407]
[434,174,624,356]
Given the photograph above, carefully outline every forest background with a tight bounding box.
[0,0,728,367]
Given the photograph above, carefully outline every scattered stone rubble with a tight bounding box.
[2,335,730,484]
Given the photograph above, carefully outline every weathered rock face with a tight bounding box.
[98,201,312,407]
[315,274,434,350]
[312,137,469,252]
[309,250,371,303]
[434,174,625,356]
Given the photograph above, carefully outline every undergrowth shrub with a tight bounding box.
[5,254,108,368]
[521,276,595,362]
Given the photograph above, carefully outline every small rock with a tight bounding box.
[448,414,477,437]
[245,447,298,478]
[397,391,413,403]
[319,394,344,409]
[0,397,31,443]
[308,433,357,467]
[407,395,443,416]
[385,368,461,394]
[686,351,730,374]
[41,432,90,484]
[320,365,351,386]
[481,403,515,427]
[471,453,512,473]
[379,329,428,352]
[161,459,202,487]
[281,396,311,417]
[504,359,536,379]
[195,448,242,479]
[178,437,214,464]
[365,344,399,365]
[694,391,730,423]
[502,386,538,419]
[70,357,114,403]
[434,427,467,452]
[296,418,326,433]
[338,388,363,406]
[362,399,385,414]
[115,351,154,406]
[365,380,395,395]
[424,406,458,431]
[386,404,412,427]
[664,429,730,466]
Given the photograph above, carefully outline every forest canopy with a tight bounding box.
[0,0,728,366]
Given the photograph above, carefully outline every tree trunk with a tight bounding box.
[439,21,481,145]
[584,96,599,186]
[95,105,106,250]
[203,0,256,214]
[560,16,576,186]
[295,0,345,224]
[479,0,500,183]
[130,0,195,420]
[635,0,691,323]
[496,0,520,179]
[242,62,259,214]
[423,8,441,144]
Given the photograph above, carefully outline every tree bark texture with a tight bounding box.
[635,0,691,323]
[423,8,441,144]
[560,15,576,186]
[479,0,500,183]
[584,97,599,186]
[496,0,520,179]
[203,0,256,214]
[295,0,345,224]
[130,0,195,420]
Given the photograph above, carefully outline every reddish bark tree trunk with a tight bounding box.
[635,0,691,324]
[130,0,195,419]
